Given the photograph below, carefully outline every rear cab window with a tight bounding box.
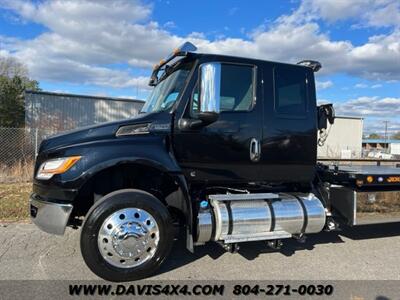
[274,65,308,116]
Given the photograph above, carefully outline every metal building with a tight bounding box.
[318,116,364,159]
[363,139,400,157]
[25,90,144,133]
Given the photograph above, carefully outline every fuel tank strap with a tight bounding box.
[266,200,275,232]
[294,195,308,234]
[226,201,233,235]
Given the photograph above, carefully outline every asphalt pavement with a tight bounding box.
[1,222,400,280]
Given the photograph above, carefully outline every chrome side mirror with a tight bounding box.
[199,62,221,124]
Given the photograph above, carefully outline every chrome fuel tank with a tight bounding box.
[196,193,326,244]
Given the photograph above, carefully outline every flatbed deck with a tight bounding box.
[319,163,400,188]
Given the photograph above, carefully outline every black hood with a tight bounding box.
[39,111,167,153]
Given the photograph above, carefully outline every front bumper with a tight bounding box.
[29,194,73,235]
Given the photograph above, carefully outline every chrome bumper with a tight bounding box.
[29,194,73,235]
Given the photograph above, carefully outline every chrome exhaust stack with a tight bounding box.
[196,193,326,244]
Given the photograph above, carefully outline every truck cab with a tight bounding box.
[172,53,317,186]
[29,42,400,282]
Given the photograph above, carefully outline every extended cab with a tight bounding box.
[29,42,400,281]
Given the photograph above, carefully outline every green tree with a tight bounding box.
[0,57,40,127]
[367,133,382,139]
[392,131,400,140]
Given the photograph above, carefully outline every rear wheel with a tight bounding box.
[80,189,173,282]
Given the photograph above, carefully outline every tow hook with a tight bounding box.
[267,239,283,250]
[293,234,307,244]
[324,217,340,232]
[70,217,82,230]
[220,242,240,253]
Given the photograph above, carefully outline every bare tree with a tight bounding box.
[0,56,28,78]
[392,132,400,140]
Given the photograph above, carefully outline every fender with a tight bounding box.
[69,137,194,251]
[34,127,195,251]
[77,156,194,252]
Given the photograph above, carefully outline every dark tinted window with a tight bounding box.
[220,64,254,112]
[274,66,307,114]
[192,82,199,112]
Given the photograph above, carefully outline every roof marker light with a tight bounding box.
[297,60,322,72]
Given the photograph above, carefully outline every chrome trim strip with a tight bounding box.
[209,193,279,201]
[224,231,291,244]
[353,190,357,225]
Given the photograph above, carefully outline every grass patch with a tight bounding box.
[0,182,32,222]
[0,161,34,183]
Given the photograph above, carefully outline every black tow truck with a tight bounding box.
[29,42,400,281]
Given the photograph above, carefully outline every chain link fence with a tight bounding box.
[0,127,53,183]
[0,91,145,184]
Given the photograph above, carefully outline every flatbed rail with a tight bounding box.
[318,159,400,188]
[318,158,400,167]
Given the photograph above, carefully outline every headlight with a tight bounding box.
[36,156,81,180]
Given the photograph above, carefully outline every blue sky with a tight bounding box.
[0,0,399,135]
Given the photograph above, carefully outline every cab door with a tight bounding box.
[259,63,317,183]
[173,61,263,184]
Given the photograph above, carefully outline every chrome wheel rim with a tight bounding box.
[97,208,160,268]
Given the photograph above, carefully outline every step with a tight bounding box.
[223,231,292,243]
[208,193,279,201]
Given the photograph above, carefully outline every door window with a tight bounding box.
[191,63,255,114]
[220,64,254,112]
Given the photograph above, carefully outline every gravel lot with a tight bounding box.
[1,222,400,281]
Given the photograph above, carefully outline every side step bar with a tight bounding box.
[223,231,292,244]
[209,193,279,201]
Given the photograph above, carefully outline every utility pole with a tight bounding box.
[383,120,389,152]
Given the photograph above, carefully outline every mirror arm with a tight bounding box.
[178,118,204,130]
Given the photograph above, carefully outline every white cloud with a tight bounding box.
[324,96,400,134]
[291,0,400,28]
[362,2,400,28]
[316,80,333,90]
[355,83,383,89]
[163,21,176,29]
[317,99,332,105]
[355,83,368,88]
[228,7,238,16]
[284,0,370,24]
[1,0,399,90]
[363,119,400,135]
[334,96,400,118]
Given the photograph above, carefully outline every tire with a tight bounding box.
[80,189,173,282]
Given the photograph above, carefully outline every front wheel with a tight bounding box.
[80,189,173,282]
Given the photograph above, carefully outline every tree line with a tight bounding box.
[0,56,40,128]
[367,132,400,140]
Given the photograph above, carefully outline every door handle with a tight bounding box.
[249,138,261,162]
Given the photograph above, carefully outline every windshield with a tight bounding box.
[141,62,193,113]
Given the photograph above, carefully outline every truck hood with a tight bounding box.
[39,111,167,153]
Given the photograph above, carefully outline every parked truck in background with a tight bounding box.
[29,42,400,281]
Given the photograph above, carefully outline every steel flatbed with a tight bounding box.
[318,163,400,188]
